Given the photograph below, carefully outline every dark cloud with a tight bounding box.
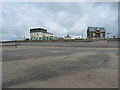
[2,2,118,41]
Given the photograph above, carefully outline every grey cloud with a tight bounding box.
[2,2,118,41]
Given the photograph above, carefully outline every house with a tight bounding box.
[87,27,106,40]
[30,28,53,40]
[64,34,72,39]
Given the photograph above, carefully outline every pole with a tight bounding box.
[24,34,25,40]
[82,29,85,39]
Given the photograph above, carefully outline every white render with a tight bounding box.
[30,30,53,40]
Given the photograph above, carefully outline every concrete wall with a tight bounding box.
[9,40,118,48]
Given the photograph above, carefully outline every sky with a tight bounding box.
[1,2,118,41]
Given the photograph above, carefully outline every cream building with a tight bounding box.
[30,28,53,40]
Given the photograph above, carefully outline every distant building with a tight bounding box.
[30,28,53,40]
[87,27,106,40]
[64,34,72,39]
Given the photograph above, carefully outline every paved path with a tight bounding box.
[2,46,118,88]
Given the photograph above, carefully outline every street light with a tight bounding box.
[81,29,85,39]
[24,34,26,40]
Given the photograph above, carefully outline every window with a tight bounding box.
[93,33,95,36]
[101,33,103,37]
[31,33,34,36]
[96,30,100,33]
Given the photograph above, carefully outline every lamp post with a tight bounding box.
[81,29,85,39]
[24,34,26,40]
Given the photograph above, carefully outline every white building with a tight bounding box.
[30,28,53,40]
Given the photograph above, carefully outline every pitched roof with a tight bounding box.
[98,27,106,32]
[87,27,106,32]
[65,35,71,38]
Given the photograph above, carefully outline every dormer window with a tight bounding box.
[96,30,100,33]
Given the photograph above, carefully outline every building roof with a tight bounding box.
[87,27,106,32]
[65,35,71,38]
[47,32,53,35]
[30,28,47,33]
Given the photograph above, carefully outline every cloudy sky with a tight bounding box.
[1,2,118,41]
